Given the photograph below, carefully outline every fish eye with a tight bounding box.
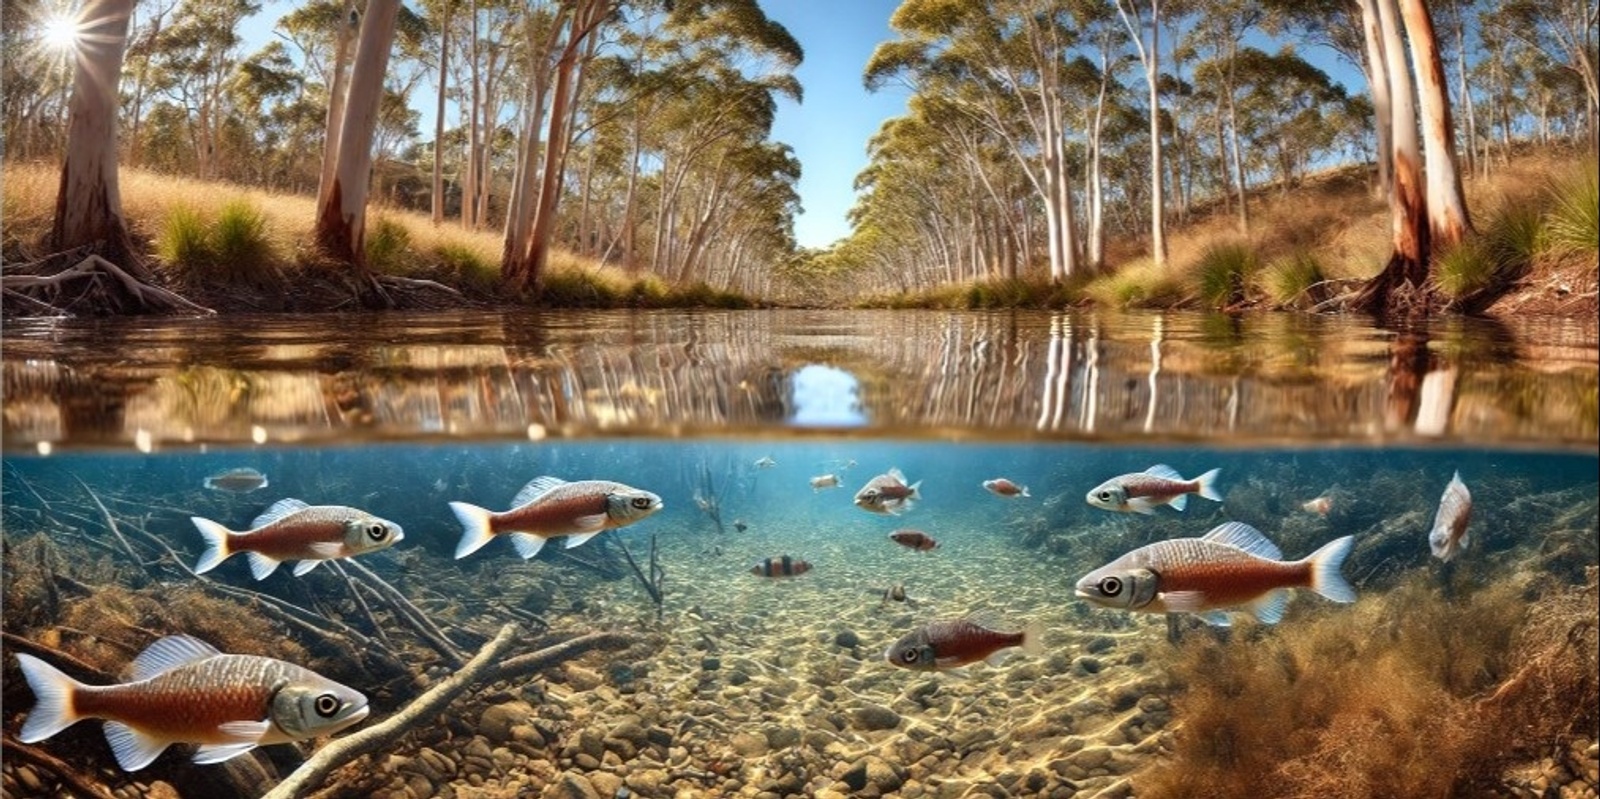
[1096,490,1112,501]
[1098,576,1124,596]
[314,693,341,718]
[366,524,388,541]
[631,497,653,510]
[899,649,918,664]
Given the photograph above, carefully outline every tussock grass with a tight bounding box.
[1260,251,1328,308]
[1543,163,1598,259]
[1083,259,1186,309]
[1191,240,1259,309]
[363,215,414,274]
[155,199,278,282]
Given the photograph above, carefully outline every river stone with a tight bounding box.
[480,701,535,743]
[766,725,803,749]
[541,773,601,799]
[841,755,904,793]
[851,703,901,731]
[145,782,180,799]
[729,730,769,756]
[566,664,604,691]
[589,771,623,797]
[834,629,861,648]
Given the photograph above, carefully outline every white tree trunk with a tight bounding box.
[1399,0,1472,249]
[317,3,359,214]
[313,0,400,265]
[52,0,138,270]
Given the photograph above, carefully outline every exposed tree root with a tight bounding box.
[2,248,214,316]
[0,733,115,799]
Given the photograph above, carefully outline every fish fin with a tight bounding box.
[571,512,609,532]
[1201,522,1283,560]
[449,501,497,559]
[512,476,567,507]
[1168,493,1189,512]
[15,653,84,743]
[1144,464,1183,480]
[887,467,906,484]
[509,532,548,560]
[291,560,323,577]
[1193,468,1223,501]
[190,516,234,574]
[304,541,343,560]
[564,530,603,549]
[984,649,1017,667]
[192,742,259,765]
[245,550,281,580]
[104,721,172,771]
[1250,590,1290,624]
[1198,611,1234,627]
[1021,620,1046,656]
[1304,536,1356,603]
[250,498,309,529]
[1020,486,1030,497]
[1127,498,1159,515]
[213,719,271,743]
[906,480,922,500]
[130,635,221,681]
[1161,591,1208,613]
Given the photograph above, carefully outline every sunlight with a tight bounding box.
[39,12,80,52]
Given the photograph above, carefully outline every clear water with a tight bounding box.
[2,310,1596,798]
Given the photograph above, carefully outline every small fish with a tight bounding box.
[888,529,939,551]
[15,635,367,771]
[1302,495,1333,516]
[982,478,1030,498]
[853,468,922,515]
[1429,471,1472,562]
[810,473,841,492]
[881,583,908,604]
[202,468,268,493]
[450,476,662,560]
[191,499,403,580]
[884,613,1043,671]
[733,519,749,533]
[1085,465,1222,514]
[750,555,811,578]
[754,456,777,469]
[1074,522,1356,626]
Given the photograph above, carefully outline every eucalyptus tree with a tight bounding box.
[1490,0,1598,150]
[1115,0,1168,265]
[145,0,260,180]
[312,0,401,265]
[867,0,1087,281]
[1182,0,1263,232]
[2,0,77,161]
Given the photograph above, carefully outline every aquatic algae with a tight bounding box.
[1134,574,1547,798]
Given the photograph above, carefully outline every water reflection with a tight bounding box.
[2,310,1594,451]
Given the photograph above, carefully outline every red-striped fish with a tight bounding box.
[888,529,939,551]
[1074,522,1355,626]
[191,499,403,580]
[1428,471,1472,562]
[450,476,662,560]
[884,613,1043,671]
[982,478,1030,498]
[15,635,367,771]
[1085,465,1222,514]
[750,555,812,578]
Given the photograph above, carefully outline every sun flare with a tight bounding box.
[39,13,80,52]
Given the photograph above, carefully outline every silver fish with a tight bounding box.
[16,635,367,771]
[1085,465,1222,514]
[810,473,841,492]
[1428,471,1472,562]
[191,499,403,580]
[754,456,777,469]
[853,468,922,515]
[450,476,662,560]
[202,468,269,493]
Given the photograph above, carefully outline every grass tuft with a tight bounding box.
[1543,164,1599,259]
[1083,260,1186,309]
[210,200,271,277]
[1192,241,1259,309]
[364,215,414,274]
[1261,251,1327,308]
[156,204,211,268]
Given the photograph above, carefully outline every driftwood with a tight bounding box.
[485,630,637,684]
[340,559,466,666]
[0,631,115,683]
[327,561,394,649]
[259,623,519,799]
[0,733,115,799]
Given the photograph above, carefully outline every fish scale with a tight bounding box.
[76,656,289,742]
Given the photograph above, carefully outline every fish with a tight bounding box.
[982,478,1030,498]
[202,467,269,493]
[884,613,1043,671]
[1428,471,1472,562]
[1085,465,1223,514]
[1302,495,1334,516]
[754,456,777,469]
[190,499,403,580]
[450,476,662,560]
[888,529,939,551]
[15,635,368,771]
[810,473,841,492]
[750,555,812,578]
[733,519,749,533]
[853,468,922,515]
[1074,521,1356,626]
[881,583,908,604]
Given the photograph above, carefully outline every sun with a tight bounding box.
[39,12,80,52]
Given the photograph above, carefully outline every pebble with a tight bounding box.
[16,767,42,794]
[541,773,601,799]
[701,656,721,671]
[731,731,770,757]
[851,703,901,731]
[834,629,861,648]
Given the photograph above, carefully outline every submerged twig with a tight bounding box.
[485,630,637,683]
[260,623,520,799]
[72,476,148,570]
[617,535,664,620]
[341,559,466,667]
[329,561,393,649]
[1,631,116,682]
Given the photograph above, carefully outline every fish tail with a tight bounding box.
[1021,620,1046,657]
[449,501,497,559]
[1305,535,1357,603]
[1020,486,1030,497]
[190,516,235,574]
[15,654,84,743]
[907,480,922,500]
[1193,468,1223,502]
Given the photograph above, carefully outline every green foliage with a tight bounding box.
[1084,262,1186,309]
[1543,164,1599,260]
[157,200,275,281]
[364,216,414,274]
[157,205,212,268]
[432,241,498,292]
[211,200,271,268]
[1193,241,1259,309]
[1262,251,1327,308]
[1434,237,1501,301]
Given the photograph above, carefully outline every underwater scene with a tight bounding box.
[2,437,1597,799]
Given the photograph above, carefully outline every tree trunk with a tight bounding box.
[51,0,142,275]
[431,2,450,225]
[317,3,359,215]
[313,0,400,266]
[1358,0,1393,199]
[462,0,480,228]
[1399,0,1472,251]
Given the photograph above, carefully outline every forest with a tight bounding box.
[1,0,1595,314]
